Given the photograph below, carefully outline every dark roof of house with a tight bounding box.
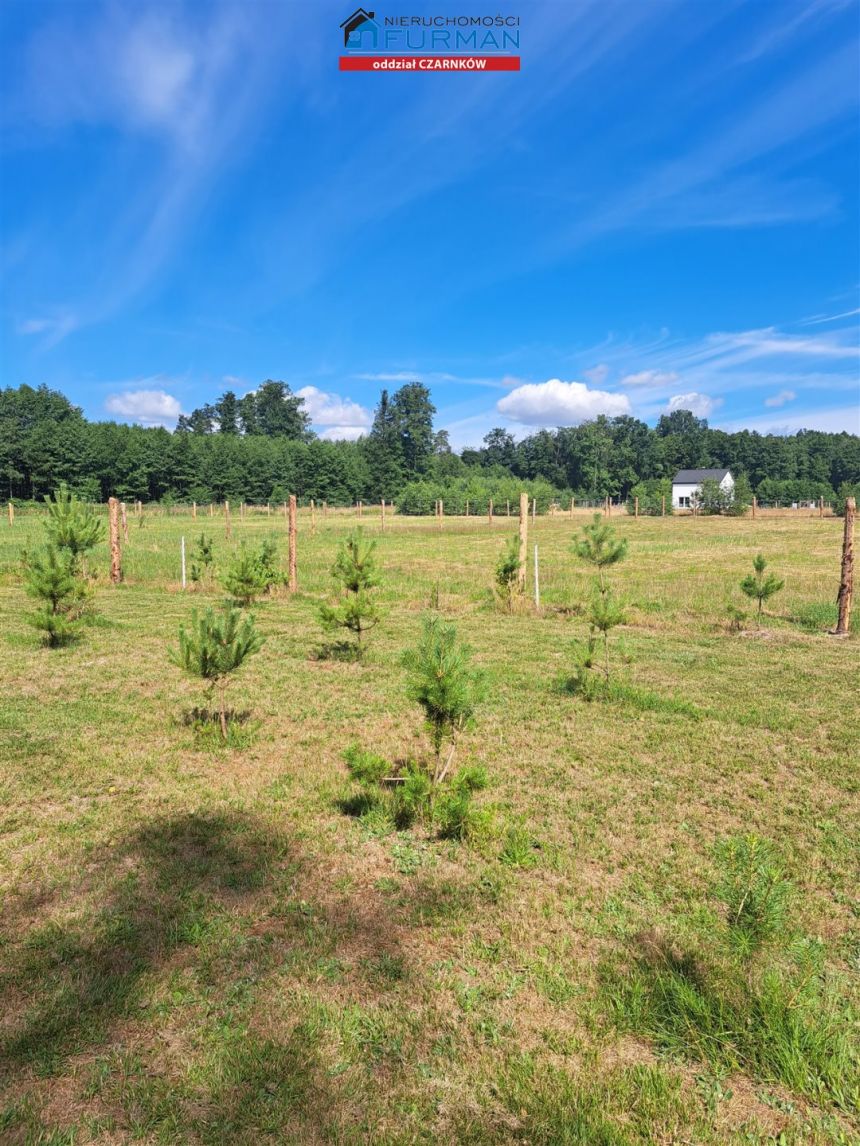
[672,468,732,483]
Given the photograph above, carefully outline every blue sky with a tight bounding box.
[1,0,858,445]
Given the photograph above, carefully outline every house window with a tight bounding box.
[679,496,690,507]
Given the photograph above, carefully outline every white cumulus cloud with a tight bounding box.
[296,386,372,430]
[764,389,797,408]
[496,379,631,426]
[105,389,183,428]
[666,392,722,418]
[619,369,678,387]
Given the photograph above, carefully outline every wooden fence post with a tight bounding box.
[506,499,510,517]
[240,502,245,521]
[532,497,536,524]
[181,535,186,590]
[752,495,757,519]
[634,496,639,519]
[570,497,574,519]
[661,495,666,517]
[224,500,232,539]
[192,501,197,520]
[120,501,129,543]
[288,495,297,593]
[819,497,824,518]
[7,502,13,527]
[380,499,386,532]
[465,500,469,517]
[534,544,540,610]
[835,496,855,636]
[209,502,214,518]
[311,498,316,536]
[518,492,528,592]
[488,499,493,525]
[108,497,122,583]
[323,500,328,518]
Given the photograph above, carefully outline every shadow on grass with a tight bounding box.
[309,639,363,663]
[0,811,281,1079]
[0,808,412,1139]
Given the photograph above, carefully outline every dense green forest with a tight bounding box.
[2,381,858,509]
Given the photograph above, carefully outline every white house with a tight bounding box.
[672,468,734,509]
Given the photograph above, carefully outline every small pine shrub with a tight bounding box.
[22,544,88,647]
[725,603,748,632]
[189,533,215,584]
[494,535,520,612]
[740,553,784,618]
[402,613,483,782]
[713,834,792,960]
[500,822,539,868]
[170,604,264,738]
[570,515,629,691]
[319,529,382,656]
[221,544,270,605]
[42,483,104,571]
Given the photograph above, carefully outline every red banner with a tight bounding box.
[340,56,520,72]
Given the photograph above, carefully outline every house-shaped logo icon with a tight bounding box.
[340,8,379,49]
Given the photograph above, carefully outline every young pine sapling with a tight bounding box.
[170,605,264,738]
[494,534,521,612]
[189,533,215,585]
[740,553,784,618]
[221,543,271,605]
[402,613,483,784]
[22,544,87,646]
[319,528,382,656]
[570,514,629,690]
[43,483,104,572]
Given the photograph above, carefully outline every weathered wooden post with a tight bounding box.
[438,499,444,530]
[358,500,363,518]
[192,501,197,520]
[570,497,574,519]
[181,535,187,590]
[240,502,245,521]
[267,502,271,516]
[283,501,288,520]
[224,500,232,539]
[7,502,13,527]
[532,497,536,524]
[634,496,639,519]
[108,497,122,583]
[465,500,470,517]
[661,495,666,517]
[819,497,824,519]
[518,491,528,593]
[380,498,385,532]
[310,498,317,536]
[835,496,855,636]
[209,502,214,518]
[506,499,510,517]
[288,495,297,593]
[488,499,493,525]
[120,501,129,543]
[752,495,757,519]
[323,500,328,518]
[534,544,540,609]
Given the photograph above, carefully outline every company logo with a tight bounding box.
[341,8,379,49]
[339,9,521,73]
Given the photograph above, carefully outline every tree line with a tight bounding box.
[1,381,858,507]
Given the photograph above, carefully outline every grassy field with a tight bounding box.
[1,508,857,1145]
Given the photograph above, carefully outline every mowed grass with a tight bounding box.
[0,508,857,1144]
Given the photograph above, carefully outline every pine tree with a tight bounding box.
[402,614,483,782]
[571,514,629,689]
[221,543,270,605]
[740,553,784,618]
[494,534,520,612]
[189,533,215,585]
[22,544,86,646]
[169,605,264,738]
[319,529,382,655]
[43,482,104,570]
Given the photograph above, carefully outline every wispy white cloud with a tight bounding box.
[719,404,860,435]
[583,364,610,385]
[17,312,79,348]
[105,387,183,428]
[800,307,860,326]
[620,369,678,387]
[764,389,797,408]
[497,379,631,426]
